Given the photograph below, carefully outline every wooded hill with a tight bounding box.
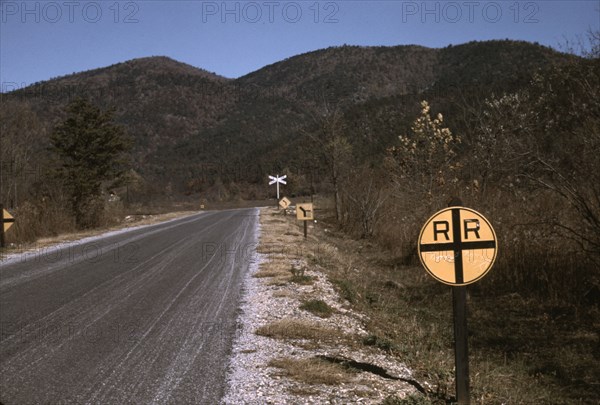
[1,40,573,200]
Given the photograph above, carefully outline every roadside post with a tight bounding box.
[417,199,498,404]
[296,203,314,238]
[1,204,16,248]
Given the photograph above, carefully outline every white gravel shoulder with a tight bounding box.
[223,214,419,404]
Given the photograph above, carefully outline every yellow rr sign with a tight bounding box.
[418,207,497,286]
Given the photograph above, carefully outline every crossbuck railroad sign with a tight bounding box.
[418,207,497,286]
[268,174,287,200]
[268,175,287,186]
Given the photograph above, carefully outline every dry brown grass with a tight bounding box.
[299,299,334,318]
[255,208,313,286]
[253,263,290,279]
[253,269,283,278]
[257,211,305,259]
[254,262,293,285]
[255,318,346,343]
[269,357,355,385]
[295,197,600,403]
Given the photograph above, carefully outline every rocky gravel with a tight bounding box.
[223,209,420,404]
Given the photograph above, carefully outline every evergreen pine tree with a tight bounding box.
[50,99,131,228]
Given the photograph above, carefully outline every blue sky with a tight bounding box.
[1,1,599,90]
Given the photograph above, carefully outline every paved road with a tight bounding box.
[0,209,259,404]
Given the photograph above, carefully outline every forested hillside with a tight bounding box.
[1,40,572,200]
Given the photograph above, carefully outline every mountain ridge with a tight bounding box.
[1,39,575,197]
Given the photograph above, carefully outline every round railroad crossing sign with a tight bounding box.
[418,207,498,286]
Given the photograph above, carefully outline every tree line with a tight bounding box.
[1,98,132,242]
[323,32,599,304]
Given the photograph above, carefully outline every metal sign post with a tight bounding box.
[453,285,469,403]
[417,199,498,404]
[0,204,4,249]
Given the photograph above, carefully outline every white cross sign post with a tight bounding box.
[268,175,287,200]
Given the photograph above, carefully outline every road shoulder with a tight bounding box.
[224,207,419,404]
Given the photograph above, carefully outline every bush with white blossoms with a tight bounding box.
[399,101,458,156]
[388,100,461,201]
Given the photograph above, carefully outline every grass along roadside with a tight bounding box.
[255,318,345,343]
[268,357,357,385]
[300,299,335,318]
[305,206,600,404]
[249,207,420,403]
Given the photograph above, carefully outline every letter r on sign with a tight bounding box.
[463,219,480,240]
[433,221,450,241]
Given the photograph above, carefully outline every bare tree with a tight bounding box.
[304,96,352,223]
[526,58,600,261]
[344,165,390,238]
[461,91,536,195]
[471,40,600,262]
[0,102,44,208]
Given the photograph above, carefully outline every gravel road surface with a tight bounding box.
[0,208,259,404]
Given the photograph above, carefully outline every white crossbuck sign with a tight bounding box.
[268,175,287,200]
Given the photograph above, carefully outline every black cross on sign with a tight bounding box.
[418,207,497,286]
